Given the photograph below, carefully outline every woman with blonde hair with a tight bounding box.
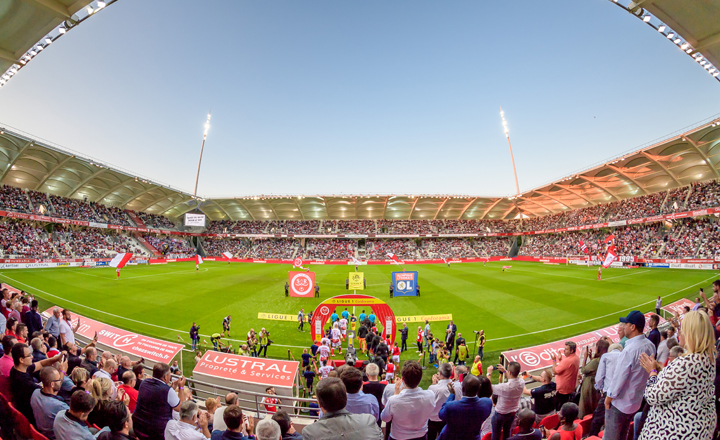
[88,377,129,428]
[639,310,716,440]
[69,367,93,396]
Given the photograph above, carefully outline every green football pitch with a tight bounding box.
[1,261,717,382]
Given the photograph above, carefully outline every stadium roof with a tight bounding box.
[1,116,719,221]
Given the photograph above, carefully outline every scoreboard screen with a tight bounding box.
[392,271,418,297]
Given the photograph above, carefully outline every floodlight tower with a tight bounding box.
[193,111,211,197]
[500,107,520,195]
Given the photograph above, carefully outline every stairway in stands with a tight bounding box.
[125,211,145,228]
[133,233,162,257]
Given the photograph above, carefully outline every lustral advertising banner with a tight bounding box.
[502,312,666,372]
[193,351,298,389]
[42,307,183,364]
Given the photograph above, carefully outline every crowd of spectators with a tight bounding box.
[0,220,55,258]
[366,239,418,260]
[49,195,100,223]
[329,220,376,234]
[249,239,298,259]
[284,221,321,234]
[304,239,356,260]
[687,179,720,211]
[27,190,50,214]
[92,204,132,227]
[606,192,666,222]
[662,187,688,213]
[54,227,149,258]
[0,185,30,213]
[202,238,251,258]
[145,236,195,258]
[418,238,478,259]
[134,211,176,229]
[474,237,511,257]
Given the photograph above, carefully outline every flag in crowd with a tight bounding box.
[602,245,618,268]
[578,240,589,254]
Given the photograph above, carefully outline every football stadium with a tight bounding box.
[1,1,720,440]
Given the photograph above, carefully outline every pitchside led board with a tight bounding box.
[392,271,418,297]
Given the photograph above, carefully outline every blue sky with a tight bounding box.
[1,0,719,198]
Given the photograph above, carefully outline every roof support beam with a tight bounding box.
[210,200,233,221]
[606,165,649,194]
[518,197,554,214]
[291,198,305,220]
[161,197,194,216]
[120,186,158,208]
[382,196,389,220]
[234,199,256,220]
[0,140,32,182]
[683,137,720,178]
[693,30,720,51]
[480,198,504,219]
[532,191,572,210]
[457,197,478,219]
[95,177,135,203]
[67,168,107,198]
[34,155,75,191]
[0,48,20,63]
[552,184,596,205]
[501,203,517,220]
[639,152,682,186]
[408,197,420,220]
[26,0,71,18]
[576,176,620,201]
[433,197,450,220]
[140,192,180,212]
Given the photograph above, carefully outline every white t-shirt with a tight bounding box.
[339,319,348,330]
[321,337,331,347]
[331,328,341,340]
[58,319,75,345]
[318,345,330,358]
[318,365,334,378]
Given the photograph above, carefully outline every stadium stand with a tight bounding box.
[202,238,252,258]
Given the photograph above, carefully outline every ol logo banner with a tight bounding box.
[349,272,364,290]
[392,271,418,297]
[289,271,315,297]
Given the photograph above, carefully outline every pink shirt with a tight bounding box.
[0,354,13,378]
[554,353,580,395]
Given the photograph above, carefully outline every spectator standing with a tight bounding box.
[578,340,608,418]
[588,343,622,438]
[655,296,662,315]
[646,314,660,351]
[437,374,493,440]
[271,409,301,440]
[164,400,211,439]
[24,299,42,336]
[43,307,62,339]
[551,341,580,410]
[381,360,436,440]
[58,309,80,348]
[487,362,525,440]
[638,310,716,440]
[97,401,135,440]
[656,331,670,365]
[31,366,69,439]
[53,390,98,440]
[302,377,382,440]
[523,369,557,424]
[339,367,379,421]
[133,362,187,440]
[427,363,453,440]
[119,371,139,412]
[212,405,254,440]
[604,311,656,440]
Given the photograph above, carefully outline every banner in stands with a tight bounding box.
[311,295,397,345]
[288,271,315,297]
[392,271,418,297]
[502,312,666,372]
[193,351,298,389]
[42,307,183,363]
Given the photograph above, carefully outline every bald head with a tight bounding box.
[225,393,238,406]
[120,356,132,368]
[103,359,117,373]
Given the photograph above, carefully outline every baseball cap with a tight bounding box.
[619,311,645,332]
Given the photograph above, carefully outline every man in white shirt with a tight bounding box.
[164,400,210,439]
[655,296,662,315]
[588,343,622,437]
[427,363,453,440]
[93,359,118,398]
[58,309,80,349]
[655,331,670,365]
[486,362,524,440]
[381,360,437,440]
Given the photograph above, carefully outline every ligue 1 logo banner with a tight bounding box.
[289,271,315,297]
[392,271,418,297]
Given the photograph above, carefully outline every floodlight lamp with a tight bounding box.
[681,42,689,50]
[44,37,52,44]
[667,33,674,39]
[59,27,66,34]
[87,6,94,14]
[29,50,36,56]
[97,1,106,8]
[658,25,665,33]
[643,15,651,22]
[674,39,681,44]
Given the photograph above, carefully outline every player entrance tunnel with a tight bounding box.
[311,294,397,346]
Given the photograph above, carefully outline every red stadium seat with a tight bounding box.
[481,433,492,440]
[599,430,604,438]
[512,426,519,435]
[8,401,33,439]
[30,425,51,440]
[540,413,559,430]
[579,415,593,436]
[586,437,602,440]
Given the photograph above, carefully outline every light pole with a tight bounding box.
[193,111,211,197]
[500,107,520,195]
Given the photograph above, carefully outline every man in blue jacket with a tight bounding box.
[438,374,493,440]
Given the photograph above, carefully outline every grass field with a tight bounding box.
[1,261,717,386]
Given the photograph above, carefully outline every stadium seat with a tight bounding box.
[540,413,559,430]
[512,426,519,435]
[481,433,491,440]
[8,401,33,439]
[599,430,604,438]
[586,437,602,440]
[579,415,593,436]
[30,425,51,440]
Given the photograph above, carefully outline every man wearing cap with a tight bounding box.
[603,311,655,440]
